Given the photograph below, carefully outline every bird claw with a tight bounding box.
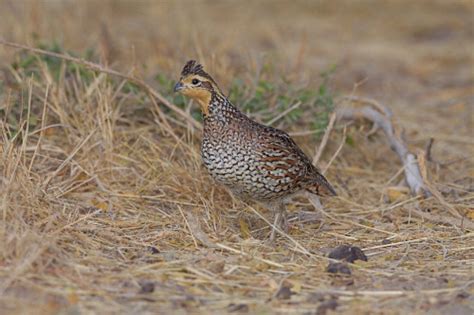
[268,210,288,242]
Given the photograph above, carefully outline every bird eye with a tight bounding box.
[192,79,200,85]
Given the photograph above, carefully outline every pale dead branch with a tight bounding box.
[336,96,468,225]
[336,97,429,196]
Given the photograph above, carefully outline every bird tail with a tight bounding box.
[304,172,337,197]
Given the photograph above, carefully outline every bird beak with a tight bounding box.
[174,82,184,92]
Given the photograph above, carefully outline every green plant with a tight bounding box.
[306,64,337,136]
[11,41,97,84]
[227,64,337,137]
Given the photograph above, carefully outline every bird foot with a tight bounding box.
[267,210,289,243]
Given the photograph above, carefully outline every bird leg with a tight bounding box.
[269,202,288,242]
[280,204,289,233]
[307,192,335,221]
[269,211,281,242]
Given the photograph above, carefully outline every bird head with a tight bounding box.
[174,60,222,115]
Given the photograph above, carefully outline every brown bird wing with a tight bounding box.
[255,125,336,197]
[253,126,311,188]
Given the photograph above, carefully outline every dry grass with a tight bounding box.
[0,1,473,314]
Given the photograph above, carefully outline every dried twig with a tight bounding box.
[266,101,302,126]
[336,97,468,222]
[411,207,474,230]
[312,112,337,166]
[341,95,392,117]
[336,99,429,196]
[425,137,435,162]
[322,126,347,174]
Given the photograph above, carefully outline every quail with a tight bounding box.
[174,60,336,240]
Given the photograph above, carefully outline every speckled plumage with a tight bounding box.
[175,60,336,239]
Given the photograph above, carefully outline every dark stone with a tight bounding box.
[138,281,155,294]
[328,245,368,263]
[456,291,470,299]
[316,299,339,315]
[326,262,351,275]
[148,246,160,254]
[276,286,293,300]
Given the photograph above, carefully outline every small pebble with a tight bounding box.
[138,281,155,294]
[328,245,367,263]
[148,246,160,254]
[275,286,293,300]
[316,298,338,315]
[326,262,351,275]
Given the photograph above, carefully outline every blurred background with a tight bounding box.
[1,0,472,148]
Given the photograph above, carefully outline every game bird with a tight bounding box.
[174,60,336,240]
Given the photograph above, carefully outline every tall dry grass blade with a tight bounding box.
[43,128,96,190]
[28,84,50,173]
[312,112,336,166]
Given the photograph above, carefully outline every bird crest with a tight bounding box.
[181,60,213,81]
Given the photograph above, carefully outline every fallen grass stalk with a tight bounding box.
[323,280,473,297]
[43,127,97,190]
[246,204,312,255]
[214,243,285,268]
